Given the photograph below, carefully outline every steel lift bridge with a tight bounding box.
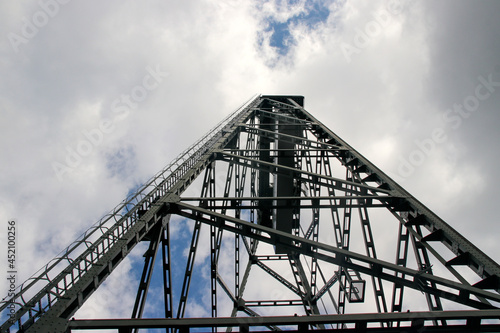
[1,95,500,332]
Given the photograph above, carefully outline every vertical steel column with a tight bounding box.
[411,225,445,326]
[161,215,173,332]
[338,169,354,317]
[357,200,388,314]
[391,222,410,315]
[131,224,163,326]
[177,162,216,319]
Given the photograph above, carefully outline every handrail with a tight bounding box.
[0,94,260,332]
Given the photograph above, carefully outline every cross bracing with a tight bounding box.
[1,95,500,332]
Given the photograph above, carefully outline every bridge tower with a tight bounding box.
[2,95,500,332]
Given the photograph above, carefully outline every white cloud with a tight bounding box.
[1,0,500,329]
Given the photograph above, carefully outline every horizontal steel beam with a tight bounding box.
[179,203,389,210]
[67,310,500,330]
[242,125,340,150]
[172,201,500,308]
[255,108,312,124]
[244,300,304,307]
[217,151,393,196]
[180,195,394,202]
[289,99,500,288]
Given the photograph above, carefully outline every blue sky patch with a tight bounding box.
[105,145,136,180]
[267,21,294,56]
[261,0,331,58]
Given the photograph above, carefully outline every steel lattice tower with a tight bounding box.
[2,95,500,332]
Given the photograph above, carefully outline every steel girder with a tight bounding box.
[1,95,500,333]
[66,310,500,332]
[172,201,500,308]
[0,95,259,333]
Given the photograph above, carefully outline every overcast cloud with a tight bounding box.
[1,0,500,325]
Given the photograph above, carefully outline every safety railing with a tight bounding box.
[0,95,260,332]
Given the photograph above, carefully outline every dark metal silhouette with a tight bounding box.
[2,95,499,332]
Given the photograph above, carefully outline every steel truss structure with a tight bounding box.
[2,95,500,332]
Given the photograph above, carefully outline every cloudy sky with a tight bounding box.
[1,0,500,328]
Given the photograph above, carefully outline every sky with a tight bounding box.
[1,0,500,330]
